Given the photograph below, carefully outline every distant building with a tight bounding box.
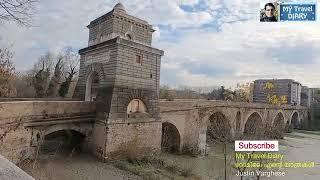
[301,86,312,107]
[310,88,320,103]
[253,79,302,105]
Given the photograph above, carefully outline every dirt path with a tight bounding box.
[20,153,141,180]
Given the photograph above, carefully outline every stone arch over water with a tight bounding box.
[161,122,181,153]
[271,112,285,139]
[291,112,300,129]
[206,112,231,143]
[243,112,263,139]
[41,129,86,155]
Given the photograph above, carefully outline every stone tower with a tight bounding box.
[74,3,164,160]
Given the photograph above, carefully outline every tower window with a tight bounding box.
[136,54,142,65]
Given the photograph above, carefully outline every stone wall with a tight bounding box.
[0,101,96,163]
[74,37,163,118]
[105,121,161,160]
[73,38,118,100]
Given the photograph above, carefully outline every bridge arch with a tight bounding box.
[290,111,300,129]
[39,125,89,155]
[161,122,181,153]
[206,112,232,143]
[42,124,90,138]
[243,112,264,139]
[271,112,285,139]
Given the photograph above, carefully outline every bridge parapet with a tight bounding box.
[0,101,95,120]
[159,100,308,112]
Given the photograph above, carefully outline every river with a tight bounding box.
[161,131,320,180]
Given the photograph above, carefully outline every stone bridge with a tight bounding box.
[159,100,309,154]
[0,99,309,163]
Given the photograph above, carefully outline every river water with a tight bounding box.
[161,131,320,180]
[20,131,320,180]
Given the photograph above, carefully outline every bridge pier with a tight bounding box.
[91,119,162,161]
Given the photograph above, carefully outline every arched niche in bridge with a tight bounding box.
[271,112,285,139]
[126,99,147,114]
[206,112,231,143]
[41,130,86,155]
[243,112,263,139]
[161,122,180,153]
[291,112,300,129]
[85,71,100,101]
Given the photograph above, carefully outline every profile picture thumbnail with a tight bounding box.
[260,2,279,22]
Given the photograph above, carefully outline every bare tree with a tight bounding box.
[46,55,64,97]
[12,71,35,97]
[159,85,176,101]
[0,0,38,26]
[58,49,79,98]
[0,46,16,97]
[32,52,53,97]
[30,49,79,98]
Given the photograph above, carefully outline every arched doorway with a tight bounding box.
[161,122,180,153]
[206,112,231,143]
[236,111,241,136]
[271,113,285,139]
[291,112,299,129]
[127,99,147,114]
[40,130,86,156]
[243,112,263,139]
[85,71,99,101]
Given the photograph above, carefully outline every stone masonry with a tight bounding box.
[73,3,164,160]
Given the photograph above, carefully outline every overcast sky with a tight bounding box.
[1,0,320,89]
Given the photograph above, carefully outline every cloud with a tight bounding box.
[156,18,320,87]
[1,0,320,88]
[266,41,319,65]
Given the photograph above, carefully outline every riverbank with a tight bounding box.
[19,153,141,180]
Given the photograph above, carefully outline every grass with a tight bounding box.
[109,138,200,179]
[113,156,199,180]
